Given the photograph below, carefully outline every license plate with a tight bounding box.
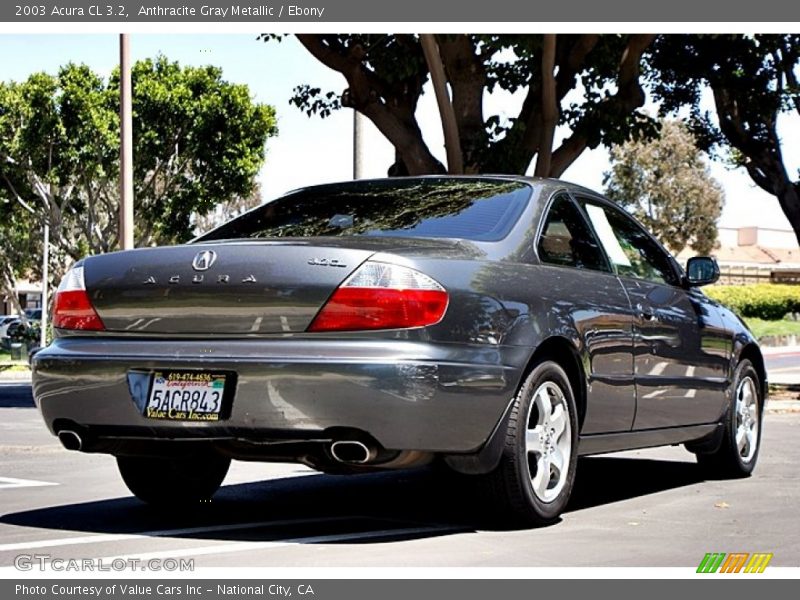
[144,371,230,421]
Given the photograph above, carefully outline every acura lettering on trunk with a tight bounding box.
[33,176,766,525]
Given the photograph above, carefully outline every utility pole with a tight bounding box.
[119,33,134,250]
[39,222,49,349]
[353,110,366,179]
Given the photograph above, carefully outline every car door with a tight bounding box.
[535,193,637,434]
[576,196,730,429]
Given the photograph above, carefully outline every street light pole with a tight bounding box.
[119,33,134,250]
[39,222,49,349]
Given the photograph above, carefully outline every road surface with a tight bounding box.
[0,376,797,569]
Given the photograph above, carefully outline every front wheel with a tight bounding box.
[482,360,579,527]
[117,453,231,505]
[695,359,763,478]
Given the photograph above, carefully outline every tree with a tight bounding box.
[0,199,40,320]
[648,34,800,245]
[193,187,263,235]
[604,121,723,255]
[0,57,277,297]
[265,34,658,177]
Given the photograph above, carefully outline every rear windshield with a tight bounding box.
[198,178,531,242]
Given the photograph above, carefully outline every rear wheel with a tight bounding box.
[483,360,579,526]
[117,453,231,504]
[695,359,762,478]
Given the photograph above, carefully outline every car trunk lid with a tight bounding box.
[83,242,378,334]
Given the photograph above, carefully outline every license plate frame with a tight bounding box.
[142,369,236,422]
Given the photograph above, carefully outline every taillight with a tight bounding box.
[52,266,105,331]
[308,262,449,332]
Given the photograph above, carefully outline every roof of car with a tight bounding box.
[284,174,604,200]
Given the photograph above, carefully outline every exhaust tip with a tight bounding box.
[58,430,83,452]
[330,440,372,464]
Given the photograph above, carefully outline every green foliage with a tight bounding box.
[647,34,800,244]
[7,321,40,345]
[604,120,724,254]
[267,34,658,175]
[706,284,800,321]
[648,35,796,158]
[125,57,278,243]
[0,57,277,264]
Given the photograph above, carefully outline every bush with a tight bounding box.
[705,284,800,320]
[7,321,41,346]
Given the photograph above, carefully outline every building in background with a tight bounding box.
[1,280,42,316]
[678,226,800,285]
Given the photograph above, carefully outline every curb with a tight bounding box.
[762,345,800,356]
[0,370,32,383]
[766,400,800,413]
[770,383,800,393]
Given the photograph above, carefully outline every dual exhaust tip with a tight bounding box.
[58,429,377,465]
[57,430,83,452]
[329,440,376,465]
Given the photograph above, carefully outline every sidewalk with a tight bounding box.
[0,367,31,383]
[762,345,800,356]
[763,345,800,386]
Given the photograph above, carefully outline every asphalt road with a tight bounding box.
[0,378,798,570]
[764,348,800,385]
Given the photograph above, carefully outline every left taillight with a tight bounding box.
[52,266,105,331]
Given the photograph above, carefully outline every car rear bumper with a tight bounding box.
[32,337,522,454]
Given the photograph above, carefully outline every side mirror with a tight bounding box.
[686,256,720,287]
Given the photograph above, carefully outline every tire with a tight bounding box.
[482,360,579,526]
[117,453,231,505]
[695,359,762,478]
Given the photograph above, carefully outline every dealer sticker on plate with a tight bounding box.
[145,371,227,421]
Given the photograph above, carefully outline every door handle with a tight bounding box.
[637,303,657,321]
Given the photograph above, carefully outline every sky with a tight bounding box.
[0,33,797,231]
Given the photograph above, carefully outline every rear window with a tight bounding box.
[198,178,531,242]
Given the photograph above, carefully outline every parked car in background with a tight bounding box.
[0,315,20,342]
[1,309,42,350]
[32,176,766,526]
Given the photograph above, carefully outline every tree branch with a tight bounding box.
[550,34,656,177]
[296,34,443,174]
[495,34,600,173]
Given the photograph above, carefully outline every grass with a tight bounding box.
[744,317,800,340]
[0,347,30,371]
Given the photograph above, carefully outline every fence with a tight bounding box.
[717,265,800,285]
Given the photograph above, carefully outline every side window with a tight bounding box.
[537,195,609,272]
[579,199,678,286]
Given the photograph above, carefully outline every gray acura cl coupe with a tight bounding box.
[32,176,765,525]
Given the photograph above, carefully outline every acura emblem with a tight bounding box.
[191,250,217,271]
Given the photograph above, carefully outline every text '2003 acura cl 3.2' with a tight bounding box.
[33,176,766,526]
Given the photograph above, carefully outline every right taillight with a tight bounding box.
[52,266,105,331]
[308,262,449,332]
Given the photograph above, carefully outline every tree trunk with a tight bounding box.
[420,34,463,175]
[296,35,444,176]
[535,34,557,177]
[437,35,486,173]
[712,85,800,244]
[776,182,800,247]
[0,268,26,324]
